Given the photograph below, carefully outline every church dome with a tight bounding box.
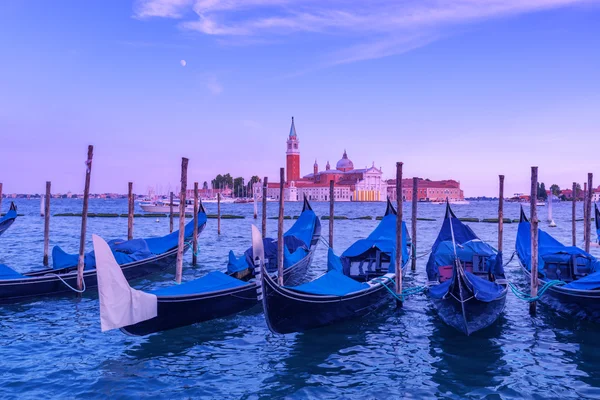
[336,150,354,172]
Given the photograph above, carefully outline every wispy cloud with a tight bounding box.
[134,0,594,66]
[204,74,223,94]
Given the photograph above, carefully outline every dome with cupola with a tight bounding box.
[335,150,354,172]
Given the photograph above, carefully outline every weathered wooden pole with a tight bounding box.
[411,177,418,271]
[0,182,3,211]
[175,157,188,284]
[217,192,221,235]
[498,175,504,253]
[127,182,134,240]
[395,162,404,307]
[529,166,539,316]
[262,177,268,239]
[329,180,335,248]
[253,183,258,219]
[43,181,51,266]
[572,182,577,246]
[77,145,94,292]
[277,168,285,286]
[586,173,593,253]
[192,181,199,266]
[584,182,588,245]
[169,191,174,233]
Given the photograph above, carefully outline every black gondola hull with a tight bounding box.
[120,242,319,336]
[518,261,600,316]
[0,245,185,303]
[262,274,393,334]
[430,283,507,336]
[121,283,258,336]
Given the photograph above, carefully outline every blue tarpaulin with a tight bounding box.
[0,264,24,279]
[327,248,344,272]
[284,209,318,248]
[517,215,600,289]
[341,212,411,270]
[52,212,207,270]
[287,270,369,296]
[426,206,503,282]
[0,202,17,237]
[152,271,247,296]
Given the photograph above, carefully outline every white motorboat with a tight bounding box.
[140,199,194,213]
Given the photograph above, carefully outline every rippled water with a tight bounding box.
[1,199,600,399]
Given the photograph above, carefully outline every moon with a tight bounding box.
[180,60,187,67]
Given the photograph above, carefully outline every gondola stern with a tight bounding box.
[385,197,397,216]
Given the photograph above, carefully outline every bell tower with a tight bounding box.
[286,117,300,183]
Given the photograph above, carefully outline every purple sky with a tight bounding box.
[1,0,599,197]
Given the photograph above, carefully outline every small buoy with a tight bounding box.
[156,218,160,223]
[549,220,557,227]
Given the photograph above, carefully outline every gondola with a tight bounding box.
[516,206,600,315]
[426,202,507,336]
[95,197,321,336]
[259,198,411,334]
[0,207,208,303]
[0,202,17,237]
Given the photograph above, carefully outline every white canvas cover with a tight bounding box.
[92,234,157,332]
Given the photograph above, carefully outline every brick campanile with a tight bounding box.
[286,116,300,183]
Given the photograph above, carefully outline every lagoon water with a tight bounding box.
[1,199,600,399]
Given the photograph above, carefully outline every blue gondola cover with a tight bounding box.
[152,271,247,296]
[287,270,370,296]
[0,264,24,279]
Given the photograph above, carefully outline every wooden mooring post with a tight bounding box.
[329,180,334,248]
[217,192,221,235]
[77,145,94,292]
[572,182,577,246]
[586,173,593,253]
[127,182,134,240]
[498,175,504,253]
[43,181,51,266]
[262,177,268,239]
[584,182,588,246]
[0,183,3,211]
[529,166,539,316]
[411,177,417,271]
[169,191,174,233]
[277,168,285,286]
[175,157,188,284]
[395,162,404,307]
[193,182,199,266]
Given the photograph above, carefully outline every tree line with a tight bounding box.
[209,174,261,197]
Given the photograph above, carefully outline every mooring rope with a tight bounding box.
[319,237,331,248]
[414,251,431,260]
[372,275,427,302]
[507,279,565,303]
[50,273,86,294]
[503,251,517,267]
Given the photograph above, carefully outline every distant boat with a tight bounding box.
[140,199,194,213]
[200,197,235,204]
[430,200,470,205]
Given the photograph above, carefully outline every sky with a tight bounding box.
[1,0,599,197]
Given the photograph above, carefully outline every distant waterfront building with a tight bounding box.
[267,118,388,202]
[387,178,464,202]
